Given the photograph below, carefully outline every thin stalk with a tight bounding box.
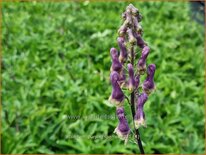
[130,46,145,154]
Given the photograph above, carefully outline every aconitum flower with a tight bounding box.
[127,28,136,45]
[118,24,127,37]
[133,32,145,48]
[137,45,150,74]
[117,37,127,63]
[142,64,156,95]
[110,48,122,73]
[134,75,140,89]
[119,68,126,87]
[134,93,148,128]
[114,107,130,143]
[128,63,136,92]
[108,71,124,107]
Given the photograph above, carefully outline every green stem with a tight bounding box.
[130,46,145,154]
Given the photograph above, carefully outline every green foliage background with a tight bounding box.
[1,1,205,154]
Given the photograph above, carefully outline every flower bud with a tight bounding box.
[133,32,145,48]
[126,5,132,13]
[132,16,139,29]
[122,12,127,20]
[119,68,127,88]
[110,48,122,73]
[117,37,128,63]
[119,67,126,81]
[118,24,127,37]
[134,74,140,89]
[109,71,125,107]
[136,24,143,35]
[142,64,156,95]
[114,107,130,143]
[131,7,139,16]
[125,7,133,27]
[138,14,142,22]
[127,28,136,45]
[137,45,150,74]
[134,93,148,128]
[127,63,135,92]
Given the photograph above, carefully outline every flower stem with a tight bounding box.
[130,46,145,154]
[130,92,145,154]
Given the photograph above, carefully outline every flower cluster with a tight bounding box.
[109,4,156,143]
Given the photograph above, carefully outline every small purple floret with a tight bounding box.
[142,64,156,95]
[117,37,128,63]
[119,68,126,87]
[137,45,150,74]
[134,93,148,128]
[133,32,145,48]
[110,48,122,73]
[109,71,125,107]
[127,28,136,45]
[114,107,130,142]
[134,74,140,89]
[127,63,136,92]
[118,24,127,37]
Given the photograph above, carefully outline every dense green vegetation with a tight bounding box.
[1,1,205,154]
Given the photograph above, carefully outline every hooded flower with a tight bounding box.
[142,64,156,95]
[132,15,139,31]
[133,32,145,48]
[134,74,140,89]
[127,28,136,45]
[125,6,133,26]
[108,71,124,107]
[122,12,127,20]
[110,47,122,73]
[137,45,150,74]
[134,93,148,128]
[114,107,130,144]
[136,24,143,35]
[128,4,142,31]
[130,4,139,16]
[118,24,127,37]
[127,63,136,92]
[119,68,127,88]
[117,37,128,63]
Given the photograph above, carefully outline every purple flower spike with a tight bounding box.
[110,48,122,73]
[109,4,156,147]
[109,71,125,107]
[114,107,130,143]
[142,64,156,95]
[127,63,136,92]
[134,93,148,128]
[137,45,150,74]
[117,37,128,63]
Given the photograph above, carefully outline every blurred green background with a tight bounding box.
[1,1,205,154]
